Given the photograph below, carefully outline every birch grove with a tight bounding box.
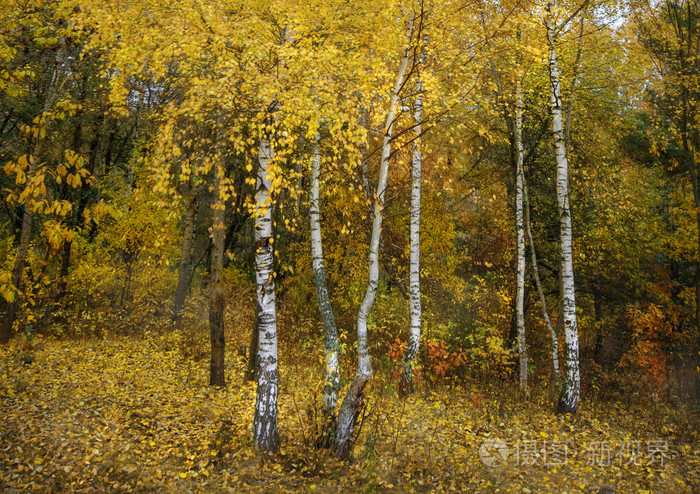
[3,4,697,484]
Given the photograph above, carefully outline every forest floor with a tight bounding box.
[1,332,699,493]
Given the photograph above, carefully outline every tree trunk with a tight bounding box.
[514,51,528,399]
[209,163,226,387]
[1,204,32,344]
[55,237,73,302]
[244,317,259,383]
[173,192,199,324]
[309,134,340,447]
[547,3,580,415]
[400,43,425,397]
[564,18,584,154]
[334,16,414,458]
[524,182,560,401]
[333,374,369,459]
[1,39,67,344]
[253,135,280,453]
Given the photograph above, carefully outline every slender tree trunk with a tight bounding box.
[1,39,67,345]
[1,204,32,344]
[309,134,340,446]
[173,191,199,323]
[547,2,580,415]
[56,237,72,302]
[253,135,280,452]
[209,161,226,387]
[244,316,259,383]
[334,17,414,458]
[401,43,425,397]
[524,182,560,400]
[565,18,584,154]
[592,186,605,363]
[334,19,414,458]
[514,57,528,399]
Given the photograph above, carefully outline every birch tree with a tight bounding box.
[253,132,280,452]
[334,15,415,459]
[309,133,340,445]
[514,39,528,398]
[172,189,199,324]
[401,30,426,397]
[546,0,581,414]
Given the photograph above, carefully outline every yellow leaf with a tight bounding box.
[179,472,187,479]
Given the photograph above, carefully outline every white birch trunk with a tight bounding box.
[547,2,580,414]
[356,36,412,378]
[253,135,280,452]
[334,19,415,458]
[565,18,584,154]
[514,65,528,398]
[401,45,424,396]
[309,135,340,420]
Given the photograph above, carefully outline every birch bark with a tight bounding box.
[514,58,528,398]
[547,1,580,414]
[401,42,425,397]
[356,33,412,379]
[309,134,340,444]
[253,135,280,452]
[334,17,415,458]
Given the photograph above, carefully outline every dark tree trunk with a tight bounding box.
[209,162,226,387]
[2,38,67,344]
[1,202,32,344]
[55,238,73,302]
[244,318,259,383]
[172,193,199,324]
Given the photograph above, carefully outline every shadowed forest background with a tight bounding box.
[1,0,700,492]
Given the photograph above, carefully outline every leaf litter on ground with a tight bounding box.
[0,333,698,493]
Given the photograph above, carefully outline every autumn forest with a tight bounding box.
[1,0,700,492]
